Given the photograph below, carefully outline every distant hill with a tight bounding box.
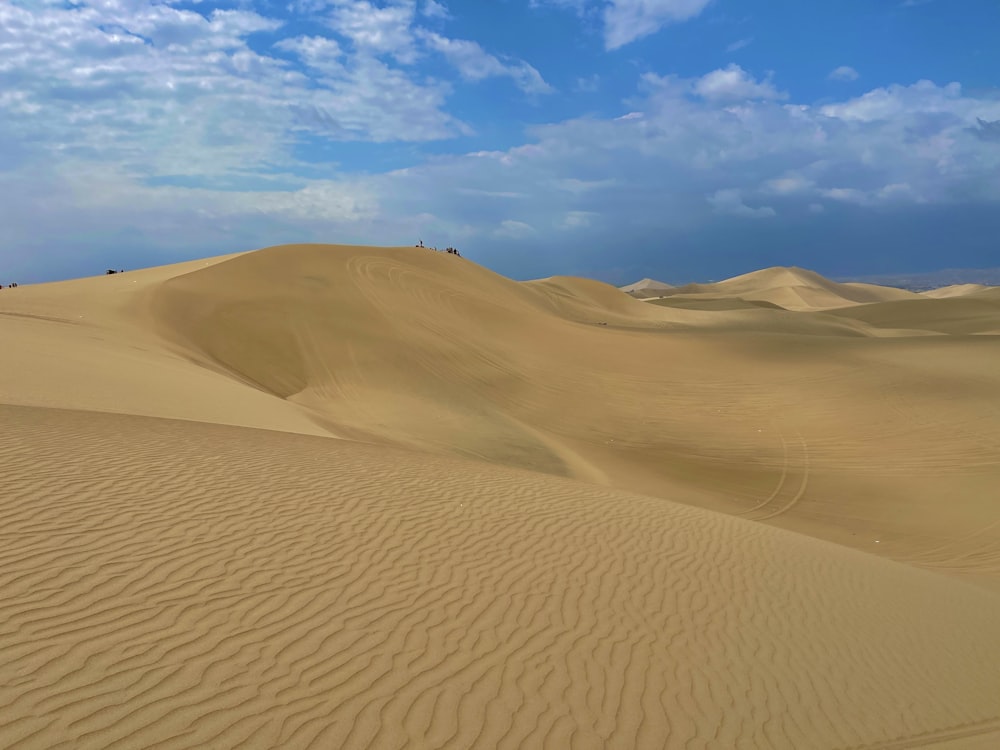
[619,277,674,298]
[658,266,918,311]
[920,284,989,299]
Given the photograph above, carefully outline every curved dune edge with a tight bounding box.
[2,403,1000,750]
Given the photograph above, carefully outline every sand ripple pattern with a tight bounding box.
[2,404,1000,749]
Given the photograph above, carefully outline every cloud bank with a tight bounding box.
[1,1,999,284]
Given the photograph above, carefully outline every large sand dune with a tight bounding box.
[2,244,1000,748]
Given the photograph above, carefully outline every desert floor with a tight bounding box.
[2,244,999,749]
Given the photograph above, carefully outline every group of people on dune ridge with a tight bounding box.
[416,240,461,256]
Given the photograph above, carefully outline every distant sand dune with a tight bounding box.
[2,245,1000,748]
[922,283,990,299]
[2,404,1000,749]
[663,266,921,311]
[619,278,674,298]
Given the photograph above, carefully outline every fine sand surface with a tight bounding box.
[2,244,1000,749]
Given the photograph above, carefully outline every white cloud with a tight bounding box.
[726,37,752,53]
[292,55,466,142]
[457,188,526,198]
[877,182,921,202]
[816,183,923,207]
[829,65,859,82]
[326,0,419,64]
[3,2,1000,282]
[422,0,450,19]
[418,31,552,94]
[529,0,593,15]
[764,175,814,195]
[365,77,1000,258]
[604,0,713,49]
[554,178,618,193]
[559,210,597,229]
[575,74,601,93]
[819,80,963,122]
[0,0,466,178]
[707,189,776,218]
[821,187,870,205]
[496,219,538,238]
[275,35,345,75]
[693,65,787,102]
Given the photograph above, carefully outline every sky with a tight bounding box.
[1,0,999,285]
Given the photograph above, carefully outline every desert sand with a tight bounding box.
[921,284,990,299]
[2,244,999,749]
[619,278,674,298]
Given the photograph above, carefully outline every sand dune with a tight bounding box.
[619,278,674,298]
[3,244,1000,748]
[665,266,921,311]
[827,295,1000,335]
[4,244,999,575]
[970,286,1000,301]
[922,283,990,299]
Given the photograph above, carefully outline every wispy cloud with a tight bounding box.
[575,74,601,92]
[495,219,538,238]
[2,2,1000,282]
[708,189,776,218]
[422,0,451,20]
[417,31,553,94]
[828,65,860,82]
[325,0,421,63]
[603,0,714,49]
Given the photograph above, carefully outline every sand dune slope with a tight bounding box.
[2,404,1000,750]
[0,252,329,437]
[827,295,1000,335]
[148,247,1000,579]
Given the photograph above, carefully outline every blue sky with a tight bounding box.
[1,0,999,285]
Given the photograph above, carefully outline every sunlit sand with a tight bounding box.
[2,244,999,749]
